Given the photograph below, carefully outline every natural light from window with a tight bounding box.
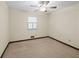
[27,17,37,30]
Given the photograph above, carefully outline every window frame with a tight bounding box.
[27,17,38,30]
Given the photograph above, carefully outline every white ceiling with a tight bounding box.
[6,1,79,13]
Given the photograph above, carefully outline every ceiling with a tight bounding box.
[6,1,79,13]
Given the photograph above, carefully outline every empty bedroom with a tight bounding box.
[0,0,79,58]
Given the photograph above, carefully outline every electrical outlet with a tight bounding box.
[31,36,35,39]
[69,40,71,42]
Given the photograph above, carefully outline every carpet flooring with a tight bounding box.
[2,38,79,58]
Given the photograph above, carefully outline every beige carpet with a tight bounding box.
[3,38,79,58]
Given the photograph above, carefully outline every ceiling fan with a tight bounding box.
[30,1,57,12]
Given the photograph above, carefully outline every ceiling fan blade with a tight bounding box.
[50,6,57,9]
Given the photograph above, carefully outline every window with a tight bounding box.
[27,17,37,30]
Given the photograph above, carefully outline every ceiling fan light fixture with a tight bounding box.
[39,3,47,12]
[40,7,46,11]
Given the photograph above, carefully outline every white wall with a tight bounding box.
[9,4,79,48]
[10,8,48,41]
[49,4,79,48]
[0,2,9,56]
[0,1,79,57]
